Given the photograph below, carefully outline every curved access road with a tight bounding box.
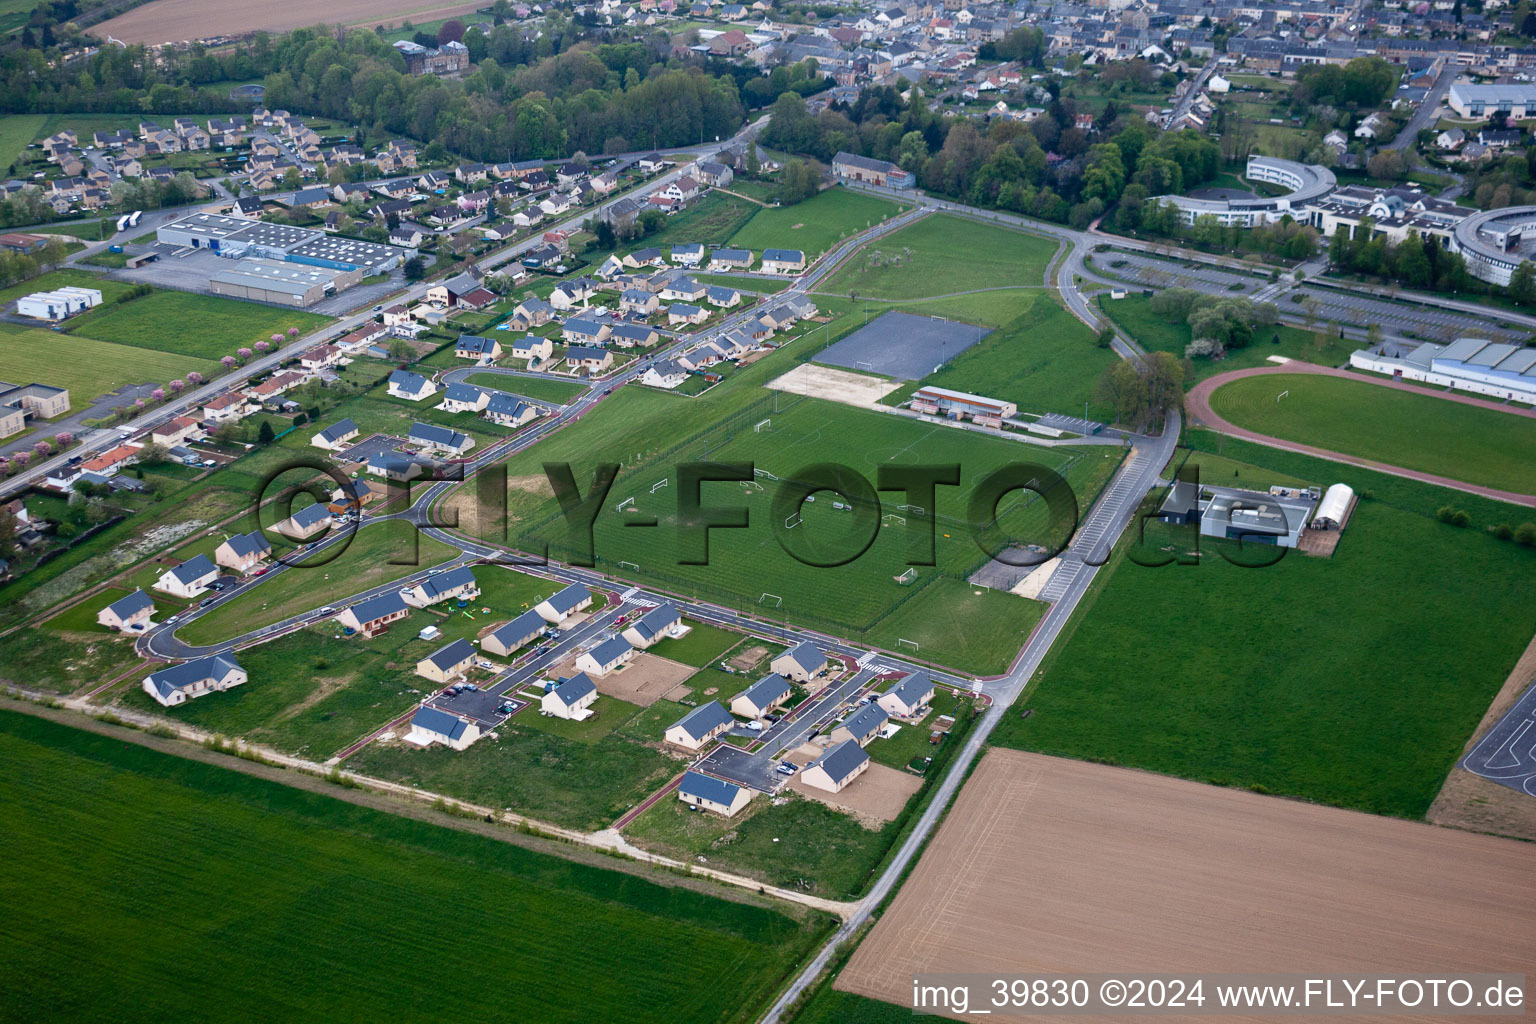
[1187,362,1536,508]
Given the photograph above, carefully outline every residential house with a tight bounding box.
[761,248,805,273]
[143,655,247,708]
[695,160,734,187]
[275,502,334,541]
[408,422,474,456]
[664,701,735,750]
[407,705,482,750]
[800,738,870,793]
[667,304,709,326]
[401,565,480,608]
[660,275,707,302]
[312,418,360,450]
[328,479,386,514]
[367,452,425,482]
[511,335,553,363]
[575,635,634,677]
[831,702,890,747]
[337,592,410,636]
[439,383,489,414]
[534,582,593,623]
[300,344,341,372]
[511,298,555,327]
[542,673,599,719]
[154,553,218,599]
[621,603,683,649]
[877,671,934,719]
[150,416,201,448]
[710,247,752,270]
[562,318,612,345]
[640,359,689,389]
[706,285,740,308]
[565,346,613,373]
[387,369,439,401]
[455,335,502,361]
[609,323,658,348]
[482,608,548,656]
[483,393,538,428]
[624,247,665,268]
[201,393,252,425]
[671,242,706,266]
[831,151,915,188]
[730,672,792,719]
[677,770,752,817]
[98,588,155,632]
[620,289,660,315]
[214,531,272,574]
[415,637,477,683]
[771,641,827,682]
[550,277,599,311]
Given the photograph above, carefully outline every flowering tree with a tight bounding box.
[55,432,73,447]
[0,456,9,476]
[187,371,204,384]
[270,334,283,345]
[133,399,145,410]
[255,340,270,353]
[33,440,51,457]
[169,379,185,393]
[237,347,253,360]
[151,388,166,402]
[221,356,236,369]
[288,326,300,338]
[13,452,28,468]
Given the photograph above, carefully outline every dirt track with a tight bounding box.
[97,0,485,44]
[838,749,1535,1022]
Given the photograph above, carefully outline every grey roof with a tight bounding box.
[489,608,547,649]
[678,770,743,805]
[840,702,889,739]
[147,654,241,699]
[288,502,333,529]
[885,671,933,707]
[317,417,358,444]
[347,591,408,625]
[424,637,475,672]
[812,738,870,783]
[409,422,470,449]
[457,334,497,354]
[222,531,271,558]
[763,248,804,262]
[549,672,596,705]
[168,553,217,585]
[411,704,472,741]
[414,565,476,600]
[707,286,738,303]
[442,383,485,405]
[564,317,606,335]
[585,634,632,665]
[834,150,900,173]
[389,369,432,395]
[736,672,791,710]
[671,700,733,740]
[105,588,154,620]
[668,303,703,317]
[672,242,704,256]
[544,582,591,614]
[780,640,825,674]
[566,345,608,361]
[628,602,680,642]
[484,393,533,419]
[713,247,750,262]
[610,323,655,343]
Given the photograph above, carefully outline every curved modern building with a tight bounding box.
[1155,156,1337,228]
[1450,205,1536,286]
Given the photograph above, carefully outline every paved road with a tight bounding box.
[1460,679,1536,797]
[1384,60,1460,152]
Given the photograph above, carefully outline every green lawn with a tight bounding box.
[865,689,969,769]
[1208,373,1536,495]
[66,291,330,360]
[989,433,1536,819]
[177,522,460,645]
[463,372,590,405]
[0,710,829,1024]
[43,586,157,633]
[1098,294,1353,383]
[728,187,903,259]
[646,620,744,667]
[0,630,143,694]
[0,322,220,404]
[789,989,909,1024]
[694,272,791,294]
[0,268,129,306]
[821,214,1058,298]
[27,219,109,242]
[0,113,46,173]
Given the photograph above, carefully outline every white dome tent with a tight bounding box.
[1313,484,1355,530]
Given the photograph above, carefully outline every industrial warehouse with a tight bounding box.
[153,212,406,308]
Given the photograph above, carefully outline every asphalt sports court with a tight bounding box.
[815,311,991,380]
[1461,680,1536,797]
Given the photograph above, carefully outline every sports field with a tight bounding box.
[727,187,902,260]
[821,214,1058,298]
[0,710,828,1024]
[837,748,1535,1018]
[0,322,221,405]
[66,291,330,361]
[1207,372,1536,495]
[990,433,1536,818]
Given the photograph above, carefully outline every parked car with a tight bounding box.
[775,762,797,776]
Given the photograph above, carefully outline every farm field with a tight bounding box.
[820,214,1058,298]
[95,0,487,41]
[463,372,589,405]
[65,290,330,360]
[727,187,903,259]
[837,749,1536,1016]
[1097,294,1353,383]
[0,113,46,173]
[0,323,220,405]
[1206,372,1536,495]
[990,433,1536,818]
[0,710,829,1024]
[176,523,460,646]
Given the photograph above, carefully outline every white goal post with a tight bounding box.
[783,512,802,530]
[615,497,635,512]
[754,418,771,432]
[898,638,920,651]
[650,478,669,494]
[758,593,783,607]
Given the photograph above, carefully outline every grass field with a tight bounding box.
[646,620,743,666]
[989,433,1536,819]
[727,187,902,259]
[0,629,143,694]
[1098,294,1353,383]
[1207,373,1536,495]
[0,710,829,1023]
[0,322,221,404]
[66,291,329,360]
[0,113,46,173]
[463,372,589,405]
[0,268,128,306]
[821,214,1058,298]
[790,989,907,1024]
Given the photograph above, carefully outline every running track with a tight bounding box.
[1185,362,1536,508]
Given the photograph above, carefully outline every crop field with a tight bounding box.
[838,748,1535,1018]
[727,187,903,259]
[1097,294,1352,383]
[66,291,329,361]
[0,114,45,173]
[96,0,487,41]
[463,372,589,405]
[0,710,829,1024]
[820,214,1058,298]
[506,395,1116,672]
[991,433,1536,818]
[1207,372,1536,495]
[0,323,220,405]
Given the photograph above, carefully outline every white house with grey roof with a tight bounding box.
[337,591,409,636]
[671,243,705,266]
[535,582,592,623]
[275,501,334,541]
[877,672,934,719]
[483,393,538,428]
[771,641,827,683]
[832,703,889,747]
[400,565,479,608]
[665,701,735,750]
[576,634,634,677]
[542,672,598,720]
[143,655,247,707]
[677,770,752,817]
[311,417,359,450]
[387,369,438,401]
[98,588,155,631]
[709,248,752,270]
[730,672,792,719]
[408,422,473,456]
[801,739,871,793]
[416,637,477,683]
[482,609,547,656]
[640,359,688,390]
[154,553,218,598]
[214,531,272,574]
[609,323,658,348]
[621,603,683,649]
[760,248,805,273]
[438,383,489,414]
[407,705,481,750]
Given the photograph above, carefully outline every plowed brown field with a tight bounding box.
[98,0,484,44]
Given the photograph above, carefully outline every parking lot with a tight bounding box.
[428,686,526,728]
[1097,250,1265,294]
[817,312,990,380]
[336,432,409,467]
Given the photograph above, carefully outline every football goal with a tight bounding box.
[618,560,641,571]
[615,496,635,513]
[894,567,917,585]
[783,512,802,530]
[758,593,783,608]
[898,638,920,651]
[754,418,771,433]
[650,477,669,494]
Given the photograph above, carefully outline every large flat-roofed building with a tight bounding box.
[910,385,1017,424]
[1156,156,1336,228]
[1351,337,1536,402]
[1448,82,1536,119]
[288,234,404,273]
[155,211,251,250]
[1158,479,1315,548]
[156,213,405,296]
[1303,185,1475,247]
[1451,206,1536,286]
[209,258,357,307]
